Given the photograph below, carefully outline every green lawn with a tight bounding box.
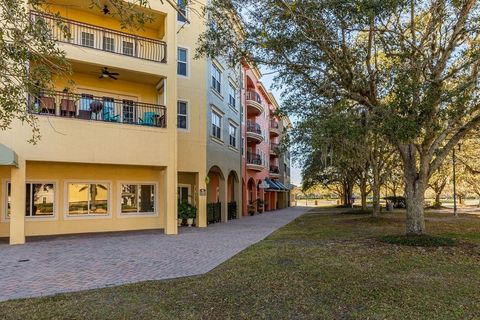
[2,208,480,319]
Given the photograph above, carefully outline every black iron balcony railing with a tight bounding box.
[30,11,167,63]
[247,152,263,166]
[270,143,280,150]
[246,121,262,135]
[270,165,280,174]
[246,90,262,104]
[29,91,167,128]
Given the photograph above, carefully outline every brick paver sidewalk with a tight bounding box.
[0,206,308,302]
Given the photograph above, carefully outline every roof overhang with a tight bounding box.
[0,144,18,167]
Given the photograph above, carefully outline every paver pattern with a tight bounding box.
[0,206,308,302]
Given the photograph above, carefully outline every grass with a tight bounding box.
[1,208,480,319]
[378,234,456,247]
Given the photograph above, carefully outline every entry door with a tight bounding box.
[178,184,191,204]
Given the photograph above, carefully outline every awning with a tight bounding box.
[265,178,281,191]
[265,179,289,192]
[0,144,17,167]
[274,180,288,191]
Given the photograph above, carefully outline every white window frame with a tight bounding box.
[211,64,222,94]
[211,110,222,140]
[178,184,192,204]
[177,47,188,77]
[3,180,58,221]
[177,100,189,130]
[229,122,238,149]
[64,180,112,220]
[177,0,188,23]
[118,181,159,217]
[228,82,237,109]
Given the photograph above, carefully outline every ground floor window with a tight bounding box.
[121,184,156,214]
[67,183,109,215]
[6,182,55,218]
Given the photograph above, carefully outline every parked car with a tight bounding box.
[384,196,406,208]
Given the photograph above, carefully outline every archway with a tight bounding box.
[227,170,240,220]
[207,166,225,224]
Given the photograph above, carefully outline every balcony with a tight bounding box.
[29,91,167,128]
[247,152,264,172]
[269,165,280,177]
[270,120,281,136]
[246,121,264,143]
[270,143,279,157]
[31,11,167,63]
[246,91,264,116]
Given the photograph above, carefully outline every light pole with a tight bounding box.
[452,144,461,217]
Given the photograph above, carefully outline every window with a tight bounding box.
[122,100,135,123]
[211,111,222,139]
[177,48,188,76]
[123,41,134,56]
[121,184,155,214]
[229,124,237,148]
[228,83,236,108]
[177,0,187,22]
[211,64,221,94]
[177,101,188,129]
[81,32,94,48]
[6,182,55,218]
[178,185,190,204]
[241,137,245,156]
[103,36,115,52]
[67,183,109,215]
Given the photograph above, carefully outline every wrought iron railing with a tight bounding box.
[207,202,222,224]
[29,91,167,128]
[246,121,262,135]
[227,201,237,220]
[270,143,280,151]
[30,11,167,63]
[246,90,262,104]
[247,152,262,166]
[270,165,280,174]
[270,120,279,129]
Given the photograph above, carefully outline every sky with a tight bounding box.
[260,69,302,187]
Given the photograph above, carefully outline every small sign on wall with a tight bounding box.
[199,189,207,196]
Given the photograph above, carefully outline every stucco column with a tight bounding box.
[10,158,26,245]
[236,178,242,219]
[163,165,177,235]
[196,172,207,227]
[220,177,228,222]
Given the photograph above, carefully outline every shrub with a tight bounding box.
[379,234,456,247]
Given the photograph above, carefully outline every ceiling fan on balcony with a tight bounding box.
[99,67,119,80]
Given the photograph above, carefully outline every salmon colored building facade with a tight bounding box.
[241,62,290,216]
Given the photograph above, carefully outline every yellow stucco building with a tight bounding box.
[0,0,208,244]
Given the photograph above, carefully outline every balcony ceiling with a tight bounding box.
[69,61,164,85]
[44,0,166,31]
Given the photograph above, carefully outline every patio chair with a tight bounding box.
[139,111,157,126]
[40,96,56,115]
[60,99,76,117]
[102,100,119,122]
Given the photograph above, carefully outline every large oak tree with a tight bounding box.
[198,0,480,234]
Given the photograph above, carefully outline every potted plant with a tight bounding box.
[178,202,189,226]
[248,201,256,216]
[186,204,197,227]
[257,198,264,213]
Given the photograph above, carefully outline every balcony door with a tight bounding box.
[78,88,138,123]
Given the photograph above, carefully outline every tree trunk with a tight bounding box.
[360,179,368,211]
[404,171,426,235]
[372,163,381,217]
[434,192,441,206]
